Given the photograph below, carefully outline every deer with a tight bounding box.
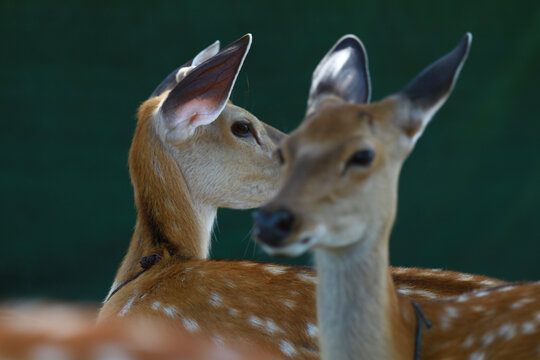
[102,33,286,302]
[0,303,279,360]
[253,33,540,360]
[98,34,508,359]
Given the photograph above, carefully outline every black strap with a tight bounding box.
[411,300,432,360]
[105,253,162,302]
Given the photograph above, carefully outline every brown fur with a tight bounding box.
[107,94,285,294]
[264,94,536,359]
[101,94,506,360]
[100,257,505,360]
[0,303,279,360]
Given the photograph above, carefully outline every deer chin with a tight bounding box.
[313,220,368,251]
[257,224,327,257]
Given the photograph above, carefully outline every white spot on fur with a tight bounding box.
[306,322,318,337]
[481,332,494,347]
[498,323,516,340]
[151,301,161,311]
[139,293,146,299]
[213,336,225,347]
[535,312,540,322]
[415,289,437,299]
[521,322,536,334]
[265,318,283,334]
[209,292,223,306]
[228,308,239,316]
[283,299,295,309]
[496,285,515,292]
[162,305,179,318]
[474,291,489,298]
[462,334,475,348]
[472,306,485,312]
[249,315,264,329]
[510,298,534,309]
[279,339,297,357]
[397,288,438,299]
[118,295,136,317]
[242,262,257,267]
[440,315,451,330]
[392,267,408,274]
[469,351,485,360]
[457,275,474,281]
[181,317,199,332]
[225,280,235,288]
[479,279,498,286]
[263,264,287,275]
[296,273,318,284]
[457,294,470,303]
[445,306,459,318]
[29,344,71,360]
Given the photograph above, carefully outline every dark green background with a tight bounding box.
[1,1,539,301]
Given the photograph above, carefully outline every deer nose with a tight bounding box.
[252,208,295,247]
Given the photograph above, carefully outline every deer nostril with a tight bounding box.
[275,211,294,232]
[252,208,295,247]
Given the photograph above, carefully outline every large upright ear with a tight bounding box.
[149,40,221,98]
[307,34,371,116]
[394,33,472,143]
[159,34,251,140]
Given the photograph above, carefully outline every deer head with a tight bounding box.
[254,33,472,256]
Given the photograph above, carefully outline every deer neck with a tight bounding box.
[108,106,217,296]
[314,221,415,360]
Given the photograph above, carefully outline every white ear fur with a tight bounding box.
[175,66,195,83]
[159,34,252,141]
[307,35,371,116]
[192,40,220,66]
[175,41,220,83]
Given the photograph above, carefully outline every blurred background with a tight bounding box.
[1,0,539,301]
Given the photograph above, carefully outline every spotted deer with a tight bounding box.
[254,33,540,360]
[97,33,508,359]
[102,34,286,301]
[0,303,279,360]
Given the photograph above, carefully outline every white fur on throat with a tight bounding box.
[314,230,395,360]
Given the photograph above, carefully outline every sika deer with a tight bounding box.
[103,34,285,301]
[255,33,540,360]
[100,34,507,360]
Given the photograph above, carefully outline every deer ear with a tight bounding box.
[394,33,472,143]
[159,34,252,140]
[307,35,371,116]
[149,40,221,98]
[191,40,220,67]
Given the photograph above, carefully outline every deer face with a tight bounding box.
[132,34,286,214]
[176,102,285,209]
[253,99,406,256]
[254,34,471,256]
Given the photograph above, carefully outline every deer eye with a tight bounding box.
[347,149,375,167]
[276,148,285,164]
[231,121,252,137]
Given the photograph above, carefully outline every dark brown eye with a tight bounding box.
[276,148,285,164]
[347,149,375,167]
[231,121,252,137]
